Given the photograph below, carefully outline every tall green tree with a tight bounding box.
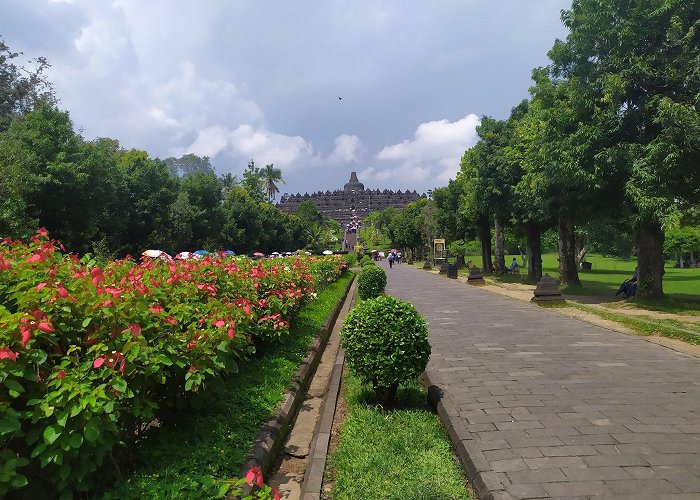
[163,153,215,177]
[0,37,56,132]
[241,160,265,202]
[261,163,285,202]
[548,0,700,297]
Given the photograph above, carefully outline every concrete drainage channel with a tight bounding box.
[265,279,357,499]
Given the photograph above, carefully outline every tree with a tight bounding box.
[261,163,285,202]
[241,160,265,202]
[163,153,215,178]
[548,0,700,297]
[0,37,56,132]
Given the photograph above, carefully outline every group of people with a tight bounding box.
[387,250,402,268]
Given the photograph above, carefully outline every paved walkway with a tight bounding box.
[383,262,700,499]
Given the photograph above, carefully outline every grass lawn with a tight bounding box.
[100,272,354,499]
[325,374,470,500]
[460,253,699,302]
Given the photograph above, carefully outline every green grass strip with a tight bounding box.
[568,302,700,345]
[101,272,354,499]
[326,374,470,500]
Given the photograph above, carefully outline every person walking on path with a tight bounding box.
[388,251,395,268]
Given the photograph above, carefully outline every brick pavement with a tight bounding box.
[383,262,700,499]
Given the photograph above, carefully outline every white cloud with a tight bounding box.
[372,114,481,187]
[327,134,362,163]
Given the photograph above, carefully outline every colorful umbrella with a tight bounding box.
[175,251,193,260]
[253,252,265,257]
[322,250,333,255]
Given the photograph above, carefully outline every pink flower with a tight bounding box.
[93,357,105,368]
[214,319,226,328]
[56,370,67,379]
[272,487,280,500]
[128,323,142,336]
[150,305,164,314]
[20,330,31,348]
[57,285,69,298]
[0,347,18,361]
[37,228,48,237]
[35,282,48,291]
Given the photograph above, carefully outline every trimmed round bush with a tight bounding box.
[340,296,430,401]
[359,255,374,267]
[357,265,386,300]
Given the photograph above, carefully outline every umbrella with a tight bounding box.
[253,252,265,257]
[175,251,193,260]
[271,252,280,255]
[142,249,172,260]
[390,249,398,253]
[193,250,210,256]
[305,251,312,255]
[322,250,333,255]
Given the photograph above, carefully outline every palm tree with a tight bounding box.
[262,164,285,202]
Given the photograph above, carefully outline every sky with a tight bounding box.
[3,0,571,197]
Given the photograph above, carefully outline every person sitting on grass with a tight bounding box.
[615,267,638,298]
[508,257,518,272]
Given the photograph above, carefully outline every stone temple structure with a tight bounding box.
[276,172,425,226]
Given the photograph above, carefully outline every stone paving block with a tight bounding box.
[490,458,528,472]
[542,479,609,497]
[505,482,548,499]
[539,445,599,457]
[583,454,650,467]
[561,465,631,480]
[605,478,681,494]
[525,456,587,469]
[506,468,567,484]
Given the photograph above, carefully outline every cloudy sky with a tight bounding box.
[3,0,571,196]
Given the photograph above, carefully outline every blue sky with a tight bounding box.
[3,0,571,195]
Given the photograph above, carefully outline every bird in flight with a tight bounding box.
[338,96,342,100]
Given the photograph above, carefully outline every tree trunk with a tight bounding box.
[635,219,665,299]
[479,217,493,273]
[455,255,466,268]
[494,218,506,274]
[525,221,543,282]
[558,215,581,286]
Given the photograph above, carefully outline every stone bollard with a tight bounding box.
[447,264,458,279]
[531,274,565,303]
[467,266,485,286]
[423,261,432,270]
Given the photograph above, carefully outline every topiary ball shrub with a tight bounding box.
[357,264,387,300]
[359,255,374,267]
[340,296,430,402]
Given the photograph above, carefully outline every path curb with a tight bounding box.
[239,274,356,480]
[299,279,356,499]
[423,368,513,500]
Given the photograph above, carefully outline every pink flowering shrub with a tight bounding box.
[0,230,345,495]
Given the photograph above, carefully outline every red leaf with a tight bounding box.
[0,347,18,361]
[37,322,54,333]
[93,357,105,368]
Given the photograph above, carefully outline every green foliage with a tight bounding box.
[0,37,56,132]
[101,273,352,498]
[0,233,346,496]
[342,252,357,268]
[327,375,470,499]
[359,255,374,267]
[340,296,430,400]
[356,265,387,300]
